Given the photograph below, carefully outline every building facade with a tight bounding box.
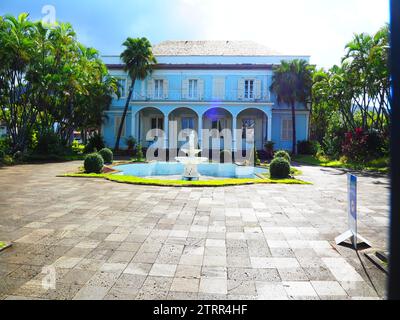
[102,41,310,153]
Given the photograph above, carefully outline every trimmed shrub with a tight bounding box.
[297,140,319,155]
[274,150,291,163]
[85,133,105,153]
[98,148,113,164]
[84,153,104,173]
[270,157,291,179]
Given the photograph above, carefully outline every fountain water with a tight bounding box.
[175,131,208,180]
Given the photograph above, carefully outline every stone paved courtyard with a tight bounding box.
[0,161,390,300]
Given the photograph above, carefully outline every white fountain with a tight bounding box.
[175,131,208,181]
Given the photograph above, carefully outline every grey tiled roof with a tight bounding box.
[152,40,281,56]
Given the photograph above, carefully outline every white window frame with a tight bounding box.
[154,79,164,99]
[188,79,198,99]
[242,118,256,139]
[244,79,255,100]
[115,77,127,99]
[114,116,126,138]
[151,116,164,130]
[181,117,195,130]
[281,118,293,141]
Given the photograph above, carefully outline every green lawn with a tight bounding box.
[294,155,389,174]
[62,172,311,187]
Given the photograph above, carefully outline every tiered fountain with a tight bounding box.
[175,131,208,181]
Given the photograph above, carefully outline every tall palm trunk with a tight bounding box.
[114,79,135,151]
[291,101,297,155]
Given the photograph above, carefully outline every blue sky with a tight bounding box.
[0,0,390,68]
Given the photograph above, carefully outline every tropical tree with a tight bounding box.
[270,60,314,154]
[0,13,37,152]
[0,13,118,155]
[114,37,157,151]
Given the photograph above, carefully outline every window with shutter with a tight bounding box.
[188,79,198,99]
[163,79,169,99]
[147,79,154,99]
[114,116,126,138]
[154,79,164,99]
[281,118,293,141]
[244,80,255,99]
[182,79,189,99]
[255,79,262,99]
[238,79,245,99]
[198,79,204,100]
[213,77,225,100]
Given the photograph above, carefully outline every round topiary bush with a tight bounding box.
[98,148,113,164]
[270,157,291,179]
[274,150,291,163]
[84,153,104,173]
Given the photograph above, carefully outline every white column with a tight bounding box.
[267,111,272,142]
[136,112,140,143]
[164,115,169,149]
[232,116,238,151]
[131,111,136,138]
[198,115,203,149]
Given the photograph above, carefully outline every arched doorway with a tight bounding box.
[168,107,199,150]
[236,108,269,151]
[202,107,233,152]
[137,107,165,148]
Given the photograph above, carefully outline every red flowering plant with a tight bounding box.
[342,128,369,163]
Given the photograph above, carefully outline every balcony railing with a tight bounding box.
[117,89,272,103]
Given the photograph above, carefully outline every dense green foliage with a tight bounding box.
[269,157,291,179]
[274,150,291,163]
[311,25,390,162]
[85,133,105,153]
[98,148,113,164]
[297,140,319,155]
[0,13,118,158]
[84,153,104,173]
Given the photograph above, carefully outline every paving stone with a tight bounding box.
[0,162,388,300]
[255,282,288,300]
[311,281,348,297]
[170,278,199,293]
[282,281,319,298]
[199,277,227,294]
[149,264,177,277]
[73,285,109,300]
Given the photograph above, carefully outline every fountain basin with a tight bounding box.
[112,162,268,179]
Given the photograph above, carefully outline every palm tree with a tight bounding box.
[114,37,157,151]
[270,60,313,154]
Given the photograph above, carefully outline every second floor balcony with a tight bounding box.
[114,78,273,103]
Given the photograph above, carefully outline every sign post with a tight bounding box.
[335,174,371,249]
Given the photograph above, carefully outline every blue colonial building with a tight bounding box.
[102,40,310,152]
